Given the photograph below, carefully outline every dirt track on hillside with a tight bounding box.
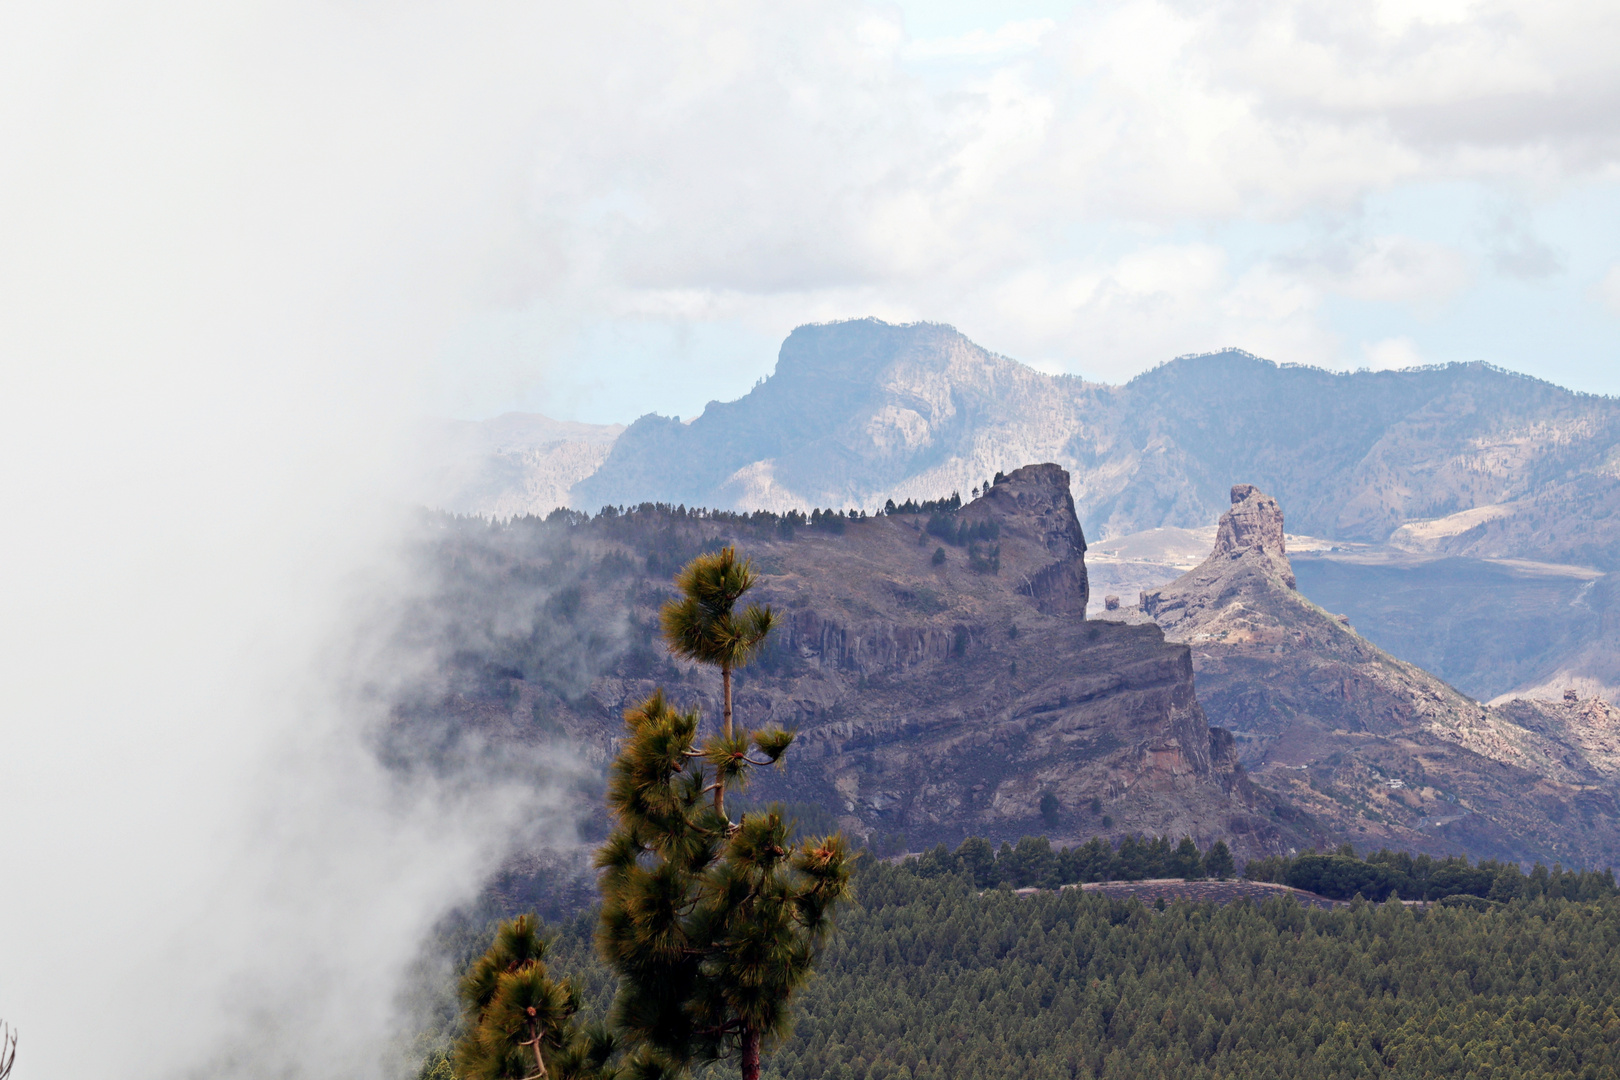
[1013,878,1345,909]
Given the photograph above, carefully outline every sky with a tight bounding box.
[1,3,1618,1078]
[424,0,1620,423]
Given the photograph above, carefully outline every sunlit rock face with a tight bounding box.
[1212,484,1295,589]
[573,319,1087,517]
[1143,486,1620,870]
[400,462,1297,859]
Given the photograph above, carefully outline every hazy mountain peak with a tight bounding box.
[412,411,625,518]
[426,319,1620,572]
[571,318,1057,513]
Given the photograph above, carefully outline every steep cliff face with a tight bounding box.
[671,466,1286,851]
[1142,485,1620,868]
[401,464,1296,857]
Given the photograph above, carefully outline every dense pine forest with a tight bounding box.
[417,839,1620,1080]
[907,834,1617,903]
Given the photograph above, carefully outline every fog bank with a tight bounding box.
[0,4,583,1076]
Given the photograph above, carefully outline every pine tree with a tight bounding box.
[1202,841,1235,881]
[660,547,775,816]
[596,687,850,1080]
[453,915,616,1080]
[1169,837,1203,880]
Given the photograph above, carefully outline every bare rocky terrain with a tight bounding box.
[422,318,1620,703]
[1137,485,1620,869]
[392,460,1620,889]
[428,320,1620,569]
[401,316,1620,882]
[390,464,1311,867]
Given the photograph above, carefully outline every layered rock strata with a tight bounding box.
[405,464,1298,857]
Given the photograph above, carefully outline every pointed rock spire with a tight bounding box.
[1213,484,1295,589]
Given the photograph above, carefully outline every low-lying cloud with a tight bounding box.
[3,2,1618,1075]
[0,3,593,1077]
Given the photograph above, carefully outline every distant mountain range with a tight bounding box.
[420,317,1620,702]
[430,318,1620,565]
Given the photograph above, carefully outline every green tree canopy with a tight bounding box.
[453,915,616,1080]
[660,546,775,817]
[595,686,850,1080]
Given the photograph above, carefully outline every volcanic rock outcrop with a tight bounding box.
[427,320,1620,706]
[654,465,1286,851]
[1142,485,1620,868]
[402,464,1299,857]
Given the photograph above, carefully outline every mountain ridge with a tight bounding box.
[392,463,1309,861]
[523,319,1620,563]
[1138,484,1620,868]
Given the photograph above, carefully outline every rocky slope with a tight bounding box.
[573,320,1084,517]
[1500,572,1620,704]
[1389,473,1620,570]
[1139,485,1620,868]
[391,464,1305,860]
[568,319,1620,561]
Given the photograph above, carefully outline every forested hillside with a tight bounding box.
[417,848,1620,1080]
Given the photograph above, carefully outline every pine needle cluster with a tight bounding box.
[659,547,775,817]
[594,690,850,1080]
[452,915,617,1080]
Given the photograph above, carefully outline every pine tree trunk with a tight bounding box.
[525,1023,550,1080]
[740,1027,761,1080]
[717,663,733,819]
[723,663,733,739]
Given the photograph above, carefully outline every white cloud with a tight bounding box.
[1325,235,1475,309]
[1597,265,1620,313]
[1489,224,1567,280]
[981,244,1336,376]
[1362,336,1427,369]
[0,2,594,1076]
[425,0,1620,408]
[904,17,1057,61]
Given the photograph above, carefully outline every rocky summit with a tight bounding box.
[1140,485,1620,868]
[396,463,1302,861]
